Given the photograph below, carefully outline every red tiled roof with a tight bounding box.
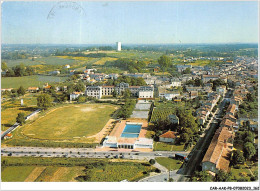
[160,131,176,139]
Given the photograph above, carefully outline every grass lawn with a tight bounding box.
[153,142,185,151]
[1,166,35,182]
[22,104,118,140]
[230,166,251,181]
[1,75,68,89]
[156,157,182,170]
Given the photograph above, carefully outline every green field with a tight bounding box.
[1,157,154,182]
[1,166,35,182]
[22,104,118,140]
[156,157,183,170]
[1,75,68,89]
[153,142,185,151]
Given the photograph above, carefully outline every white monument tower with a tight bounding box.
[116,42,121,51]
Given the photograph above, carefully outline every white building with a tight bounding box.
[70,92,83,101]
[116,42,121,51]
[85,86,102,99]
[103,136,153,149]
[138,86,154,98]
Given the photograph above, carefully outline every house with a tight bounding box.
[70,92,83,101]
[27,87,39,93]
[170,79,182,87]
[202,75,220,83]
[4,133,13,140]
[168,114,179,124]
[43,83,51,92]
[202,126,234,173]
[64,64,70,69]
[1,88,13,92]
[159,131,177,143]
[216,85,226,96]
[190,91,198,99]
[159,87,180,101]
[138,86,154,98]
[226,104,237,116]
[49,70,60,75]
[102,86,115,96]
[223,114,236,123]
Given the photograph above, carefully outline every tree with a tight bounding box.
[215,170,232,182]
[180,133,190,143]
[13,64,26,77]
[123,89,131,99]
[1,62,8,71]
[78,96,86,103]
[25,66,34,76]
[74,82,86,92]
[149,159,156,165]
[243,142,256,160]
[158,55,171,72]
[231,150,245,165]
[17,86,26,95]
[37,94,52,109]
[16,112,26,125]
[182,67,191,74]
[112,90,118,98]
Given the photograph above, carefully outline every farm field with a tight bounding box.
[155,157,183,170]
[22,104,118,140]
[1,166,35,182]
[1,75,68,89]
[106,50,163,60]
[150,101,184,122]
[1,157,154,182]
[3,56,77,68]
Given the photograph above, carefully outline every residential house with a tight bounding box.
[168,114,179,124]
[202,126,234,173]
[27,87,39,93]
[70,92,83,101]
[159,131,177,143]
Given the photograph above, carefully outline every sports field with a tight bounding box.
[22,104,118,140]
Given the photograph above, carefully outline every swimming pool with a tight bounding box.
[121,124,142,138]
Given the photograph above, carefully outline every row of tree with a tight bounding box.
[2,63,35,77]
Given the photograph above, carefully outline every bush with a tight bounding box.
[155,168,161,173]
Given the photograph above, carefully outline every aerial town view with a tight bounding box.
[1,1,258,188]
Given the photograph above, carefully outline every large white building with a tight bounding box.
[116,42,121,51]
[85,86,102,99]
[85,83,154,99]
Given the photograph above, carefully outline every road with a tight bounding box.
[177,93,229,182]
[1,147,189,160]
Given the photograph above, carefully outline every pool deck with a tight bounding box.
[108,119,148,144]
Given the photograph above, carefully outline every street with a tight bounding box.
[1,146,189,160]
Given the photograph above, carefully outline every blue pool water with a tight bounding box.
[121,124,142,138]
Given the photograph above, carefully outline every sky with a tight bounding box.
[1,1,259,44]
